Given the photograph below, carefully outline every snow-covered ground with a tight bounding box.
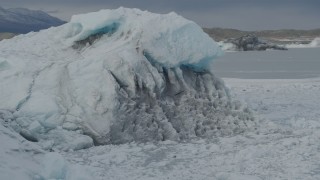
[2,76,320,180]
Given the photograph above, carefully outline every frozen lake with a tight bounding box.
[212,47,320,79]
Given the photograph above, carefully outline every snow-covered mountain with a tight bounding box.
[0,8,254,150]
[0,6,65,33]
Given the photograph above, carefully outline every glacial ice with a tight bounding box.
[65,7,222,68]
[310,37,320,47]
[286,37,320,48]
[42,152,68,179]
[218,41,237,51]
[0,7,254,149]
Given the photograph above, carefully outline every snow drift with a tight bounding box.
[0,8,254,150]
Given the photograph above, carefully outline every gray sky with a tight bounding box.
[1,0,320,30]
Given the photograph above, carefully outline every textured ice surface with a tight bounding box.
[2,77,320,179]
[65,7,222,68]
[0,8,254,149]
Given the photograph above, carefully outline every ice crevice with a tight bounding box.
[16,63,55,111]
[0,7,255,150]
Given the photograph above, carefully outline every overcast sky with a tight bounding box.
[1,0,320,30]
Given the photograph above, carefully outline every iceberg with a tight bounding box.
[286,37,320,48]
[310,37,320,47]
[218,41,237,51]
[0,8,254,149]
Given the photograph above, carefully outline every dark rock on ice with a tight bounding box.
[226,34,288,51]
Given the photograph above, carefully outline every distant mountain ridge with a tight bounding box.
[203,27,320,43]
[0,6,65,33]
